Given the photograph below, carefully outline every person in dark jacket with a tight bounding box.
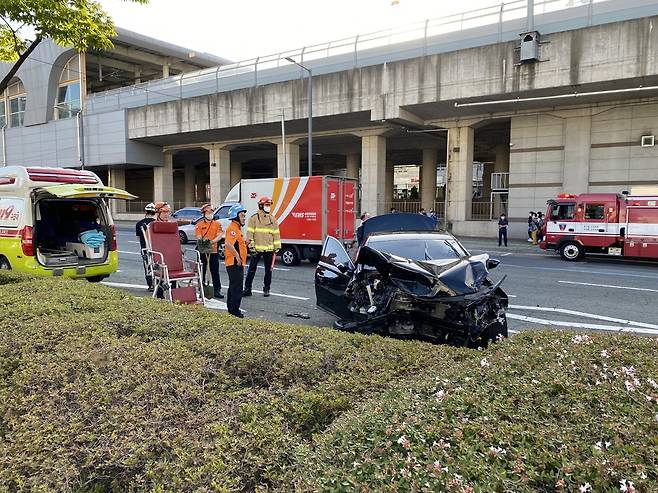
[136,203,157,290]
[498,213,508,247]
[356,212,370,246]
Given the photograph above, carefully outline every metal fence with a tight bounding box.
[85,0,619,115]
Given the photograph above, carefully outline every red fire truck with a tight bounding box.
[540,191,658,261]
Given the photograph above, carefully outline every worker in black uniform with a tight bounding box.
[136,202,157,290]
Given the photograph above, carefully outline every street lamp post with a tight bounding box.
[285,57,313,176]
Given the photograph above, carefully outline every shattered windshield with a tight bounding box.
[366,237,464,261]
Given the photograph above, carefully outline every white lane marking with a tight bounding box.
[508,329,520,334]
[102,281,309,301]
[557,280,658,293]
[507,313,658,335]
[507,294,517,298]
[501,252,513,256]
[127,240,140,244]
[504,263,658,280]
[102,281,147,290]
[118,250,141,256]
[509,305,658,331]
[257,265,290,272]
[249,289,309,300]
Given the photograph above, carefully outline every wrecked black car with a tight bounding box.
[315,214,508,347]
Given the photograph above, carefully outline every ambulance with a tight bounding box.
[225,176,357,265]
[540,190,658,261]
[0,166,135,281]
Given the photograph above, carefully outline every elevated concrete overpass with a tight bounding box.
[118,0,658,235]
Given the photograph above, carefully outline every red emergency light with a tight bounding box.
[557,193,577,199]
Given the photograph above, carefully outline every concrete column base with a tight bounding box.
[277,141,300,177]
[447,126,474,222]
[108,167,126,214]
[421,148,438,212]
[361,135,386,215]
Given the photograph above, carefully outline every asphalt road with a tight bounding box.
[106,224,658,337]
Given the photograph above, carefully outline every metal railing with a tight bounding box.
[85,0,614,115]
[470,200,508,220]
[491,172,509,190]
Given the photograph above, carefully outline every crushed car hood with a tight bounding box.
[355,246,496,298]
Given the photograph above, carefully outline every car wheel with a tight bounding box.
[280,246,300,266]
[0,256,11,270]
[87,276,106,283]
[179,230,188,244]
[559,242,583,261]
[218,240,225,260]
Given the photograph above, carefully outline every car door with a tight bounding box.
[315,235,354,319]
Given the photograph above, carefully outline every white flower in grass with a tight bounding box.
[480,357,490,368]
[600,349,610,358]
[488,445,507,456]
[594,441,603,451]
[605,441,611,449]
[625,380,638,392]
[397,435,410,449]
[640,472,647,480]
[619,479,636,492]
[622,366,636,377]
[579,482,592,492]
[648,378,658,390]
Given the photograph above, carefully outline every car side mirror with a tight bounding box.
[487,258,500,270]
[336,262,350,273]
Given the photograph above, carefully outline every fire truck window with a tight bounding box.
[584,204,605,220]
[551,204,575,220]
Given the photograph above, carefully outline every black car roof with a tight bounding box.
[366,231,456,241]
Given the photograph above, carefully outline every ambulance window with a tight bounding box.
[584,204,605,220]
[551,203,575,220]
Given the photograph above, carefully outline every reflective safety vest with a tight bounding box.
[224,220,247,266]
[246,211,281,252]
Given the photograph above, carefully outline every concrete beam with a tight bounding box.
[106,45,192,73]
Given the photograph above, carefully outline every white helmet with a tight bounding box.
[144,202,157,213]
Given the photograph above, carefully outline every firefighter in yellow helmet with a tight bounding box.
[243,196,281,297]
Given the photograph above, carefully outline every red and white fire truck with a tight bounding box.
[540,191,658,261]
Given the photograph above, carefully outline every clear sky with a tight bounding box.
[99,0,497,62]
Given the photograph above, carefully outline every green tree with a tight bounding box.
[0,0,147,95]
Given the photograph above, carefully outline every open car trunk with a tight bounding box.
[31,184,135,268]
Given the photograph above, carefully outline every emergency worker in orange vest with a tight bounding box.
[195,203,224,299]
[243,196,281,297]
[224,203,247,318]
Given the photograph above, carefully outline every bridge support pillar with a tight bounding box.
[360,134,386,215]
[154,152,174,205]
[421,147,438,213]
[230,160,242,187]
[184,163,196,206]
[277,141,300,177]
[346,153,360,180]
[447,126,474,223]
[108,167,126,214]
[208,146,231,207]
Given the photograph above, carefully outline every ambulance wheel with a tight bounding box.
[280,246,300,266]
[560,242,583,261]
[86,276,105,283]
[0,256,11,270]
[179,231,188,244]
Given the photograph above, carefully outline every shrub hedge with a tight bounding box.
[0,271,655,492]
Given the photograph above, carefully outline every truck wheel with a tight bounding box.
[560,242,584,261]
[179,231,188,244]
[280,246,300,266]
[0,257,11,270]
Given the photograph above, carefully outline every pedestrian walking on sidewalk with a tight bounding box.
[195,203,224,299]
[136,202,156,290]
[224,203,248,318]
[243,196,281,298]
[497,213,508,247]
[527,211,534,242]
